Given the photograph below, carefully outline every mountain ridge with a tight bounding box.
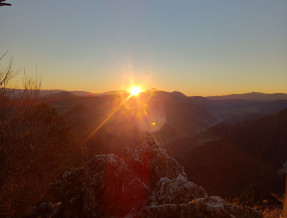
[6,88,287,100]
[207,92,287,101]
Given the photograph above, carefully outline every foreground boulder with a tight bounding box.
[30,137,262,217]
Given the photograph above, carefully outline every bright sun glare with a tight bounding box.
[129,86,142,96]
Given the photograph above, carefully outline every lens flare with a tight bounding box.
[129,86,142,96]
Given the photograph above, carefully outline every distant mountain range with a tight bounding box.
[44,90,287,124]
[6,88,97,98]
[7,88,287,101]
[7,89,287,125]
[207,92,287,101]
[46,90,216,153]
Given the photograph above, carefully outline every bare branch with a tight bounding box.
[0,0,11,7]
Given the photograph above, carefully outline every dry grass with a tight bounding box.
[230,194,285,218]
[261,206,283,218]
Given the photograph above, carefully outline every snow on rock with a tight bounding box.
[150,175,208,205]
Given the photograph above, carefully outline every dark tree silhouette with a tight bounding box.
[0,0,11,7]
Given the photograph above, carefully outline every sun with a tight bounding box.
[129,86,143,96]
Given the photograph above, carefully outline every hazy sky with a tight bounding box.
[1,0,286,96]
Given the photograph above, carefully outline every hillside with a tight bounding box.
[189,96,287,123]
[208,92,287,101]
[47,90,216,153]
[168,108,287,205]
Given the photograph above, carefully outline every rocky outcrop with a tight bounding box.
[124,136,186,188]
[31,137,262,217]
[52,154,150,217]
[150,175,207,205]
[146,175,261,217]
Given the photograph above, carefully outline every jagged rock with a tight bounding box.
[86,154,149,216]
[53,154,149,217]
[124,137,187,188]
[144,196,262,218]
[53,168,86,217]
[150,175,207,205]
[30,137,262,218]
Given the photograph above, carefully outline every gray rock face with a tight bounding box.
[32,137,262,218]
[150,175,207,205]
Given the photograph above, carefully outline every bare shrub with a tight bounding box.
[0,53,17,121]
[0,56,81,216]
